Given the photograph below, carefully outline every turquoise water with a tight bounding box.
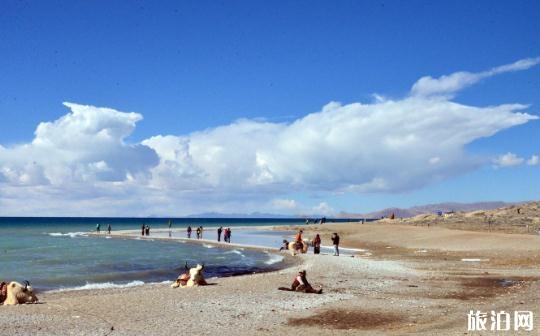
[0,217,309,291]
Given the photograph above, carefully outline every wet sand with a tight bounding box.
[2,222,540,335]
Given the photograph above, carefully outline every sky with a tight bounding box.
[0,1,539,217]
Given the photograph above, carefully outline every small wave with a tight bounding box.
[49,280,145,292]
[264,253,284,265]
[202,244,215,249]
[48,232,87,238]
[461,258,488,262]
[225,250,245,257]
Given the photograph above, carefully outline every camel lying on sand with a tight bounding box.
[1,281,39,305]
[171,263,208,288]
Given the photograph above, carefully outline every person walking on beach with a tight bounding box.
[312,234,321,254]
[96,223,100,234]
[331,232,340,256]
[196,226,201,239]
[145,225,150,236]
[217,226,223,242]
[141,224,145,236]
[107,224,111,235]
[187,226,192,238]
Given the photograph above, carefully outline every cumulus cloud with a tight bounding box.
[527,155,540,166]
[0,58,538,216]
[0,102,158,186]
[271,198,298,210]
[493,152,525,167]
[312,202,334,216]
[411,57,540,97]
[143,98,535,194]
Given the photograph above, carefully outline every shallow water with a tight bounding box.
[0,218,306,291]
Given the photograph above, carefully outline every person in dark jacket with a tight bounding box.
[217,226,223,242]
[331,232,340,256]
[312,234,321,254]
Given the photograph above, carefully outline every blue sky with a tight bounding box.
[0,1,539,216]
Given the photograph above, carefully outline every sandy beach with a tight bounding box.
[3,222,540,335]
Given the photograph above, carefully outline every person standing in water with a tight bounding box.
[217,226,223,242]
[107,224,112,235]
[200,226,204,239]
[145,225,150,236]
[196,226,201,239]
[226,227,231,243]
[331,232,340,256]
[96,223,100,234]
[187,226,192,238]
[141,224,145,236]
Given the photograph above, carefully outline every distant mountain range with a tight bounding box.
[188,201,516,219]
[341,201,512,219]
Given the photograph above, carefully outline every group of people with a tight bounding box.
[185,226,203,239]
[217,226,232,243]
[95,223,112,234]
[141,224,151,236]
[314,231,340,256]
[184,225,232,243]
[304,217,327,225]
[280,230,340,256]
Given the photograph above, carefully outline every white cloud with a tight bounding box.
[527,155,540,166]
[0,59,538,216]
[142,98,535,194]
[271,198,298,210]
[411,57,540,97]
[312,202,334,216]
[0,102,158,186]
[493,152,525,167]
[429,157,441,165]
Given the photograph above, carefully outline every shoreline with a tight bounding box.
[4,222,540,335]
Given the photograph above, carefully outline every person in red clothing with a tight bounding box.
[294,229,304,251]
[295,229,303,242]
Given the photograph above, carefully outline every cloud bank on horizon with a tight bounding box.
[0,58,538,216]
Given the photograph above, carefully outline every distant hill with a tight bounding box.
[349,201,512,219]
[391,201,540,234]
[189,201,514,219]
